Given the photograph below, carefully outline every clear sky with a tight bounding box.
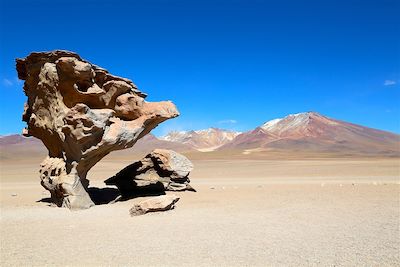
[0,0,399,136]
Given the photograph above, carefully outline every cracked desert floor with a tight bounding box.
[1,153,399,266]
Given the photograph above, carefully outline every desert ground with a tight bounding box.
[1,153,399,266]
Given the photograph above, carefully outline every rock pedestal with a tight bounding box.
[17,50,179,209]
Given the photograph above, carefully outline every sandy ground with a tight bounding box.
[1,158,399,266]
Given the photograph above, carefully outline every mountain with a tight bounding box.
[0,134,194,161]
[0,134,42,146]
[221,112,400,156]
[1,113,399,159]
[0,134,45,160]
[160,128,241,151]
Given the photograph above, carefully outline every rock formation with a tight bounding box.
[17,50,179,210]
[105,149,195,196]
[129,195,180,216]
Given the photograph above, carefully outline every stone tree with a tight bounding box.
[16,50,179,210]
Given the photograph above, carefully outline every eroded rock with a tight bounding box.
[17,50,179,210]
[129,195,180,216]
[105,149,195,196]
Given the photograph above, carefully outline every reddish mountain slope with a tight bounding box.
[1,112,399,158]
[221,112,400,156]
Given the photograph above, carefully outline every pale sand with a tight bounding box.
[1,158,399,266]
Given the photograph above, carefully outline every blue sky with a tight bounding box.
[0,0,399,136]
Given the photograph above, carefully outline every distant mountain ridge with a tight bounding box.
[1,112,399,157]
[0,134,41,146]
[0,133,194,160]
[221,112,400,156]
[160,128,241,151]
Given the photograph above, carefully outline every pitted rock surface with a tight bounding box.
[105,149,195,196]
[17,50,179,209]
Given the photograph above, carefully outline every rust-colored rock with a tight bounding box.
[17,50,179,210]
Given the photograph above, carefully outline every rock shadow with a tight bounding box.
[87,187,121,205]
[87,186,166,205]
[36,197,53,204]
[88,184,165,205]
[37,185,167,206]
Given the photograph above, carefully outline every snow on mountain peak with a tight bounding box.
[261,118,283,131]
[160,128,241,150]
[261,112,317,132]
[161,131,191,142]
[260,112,340,135]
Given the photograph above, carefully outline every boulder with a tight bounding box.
[17,50,179,209]
[130,195,180,216]
[105,149,195,196]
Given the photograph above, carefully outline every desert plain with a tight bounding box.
[1,149,399,266]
